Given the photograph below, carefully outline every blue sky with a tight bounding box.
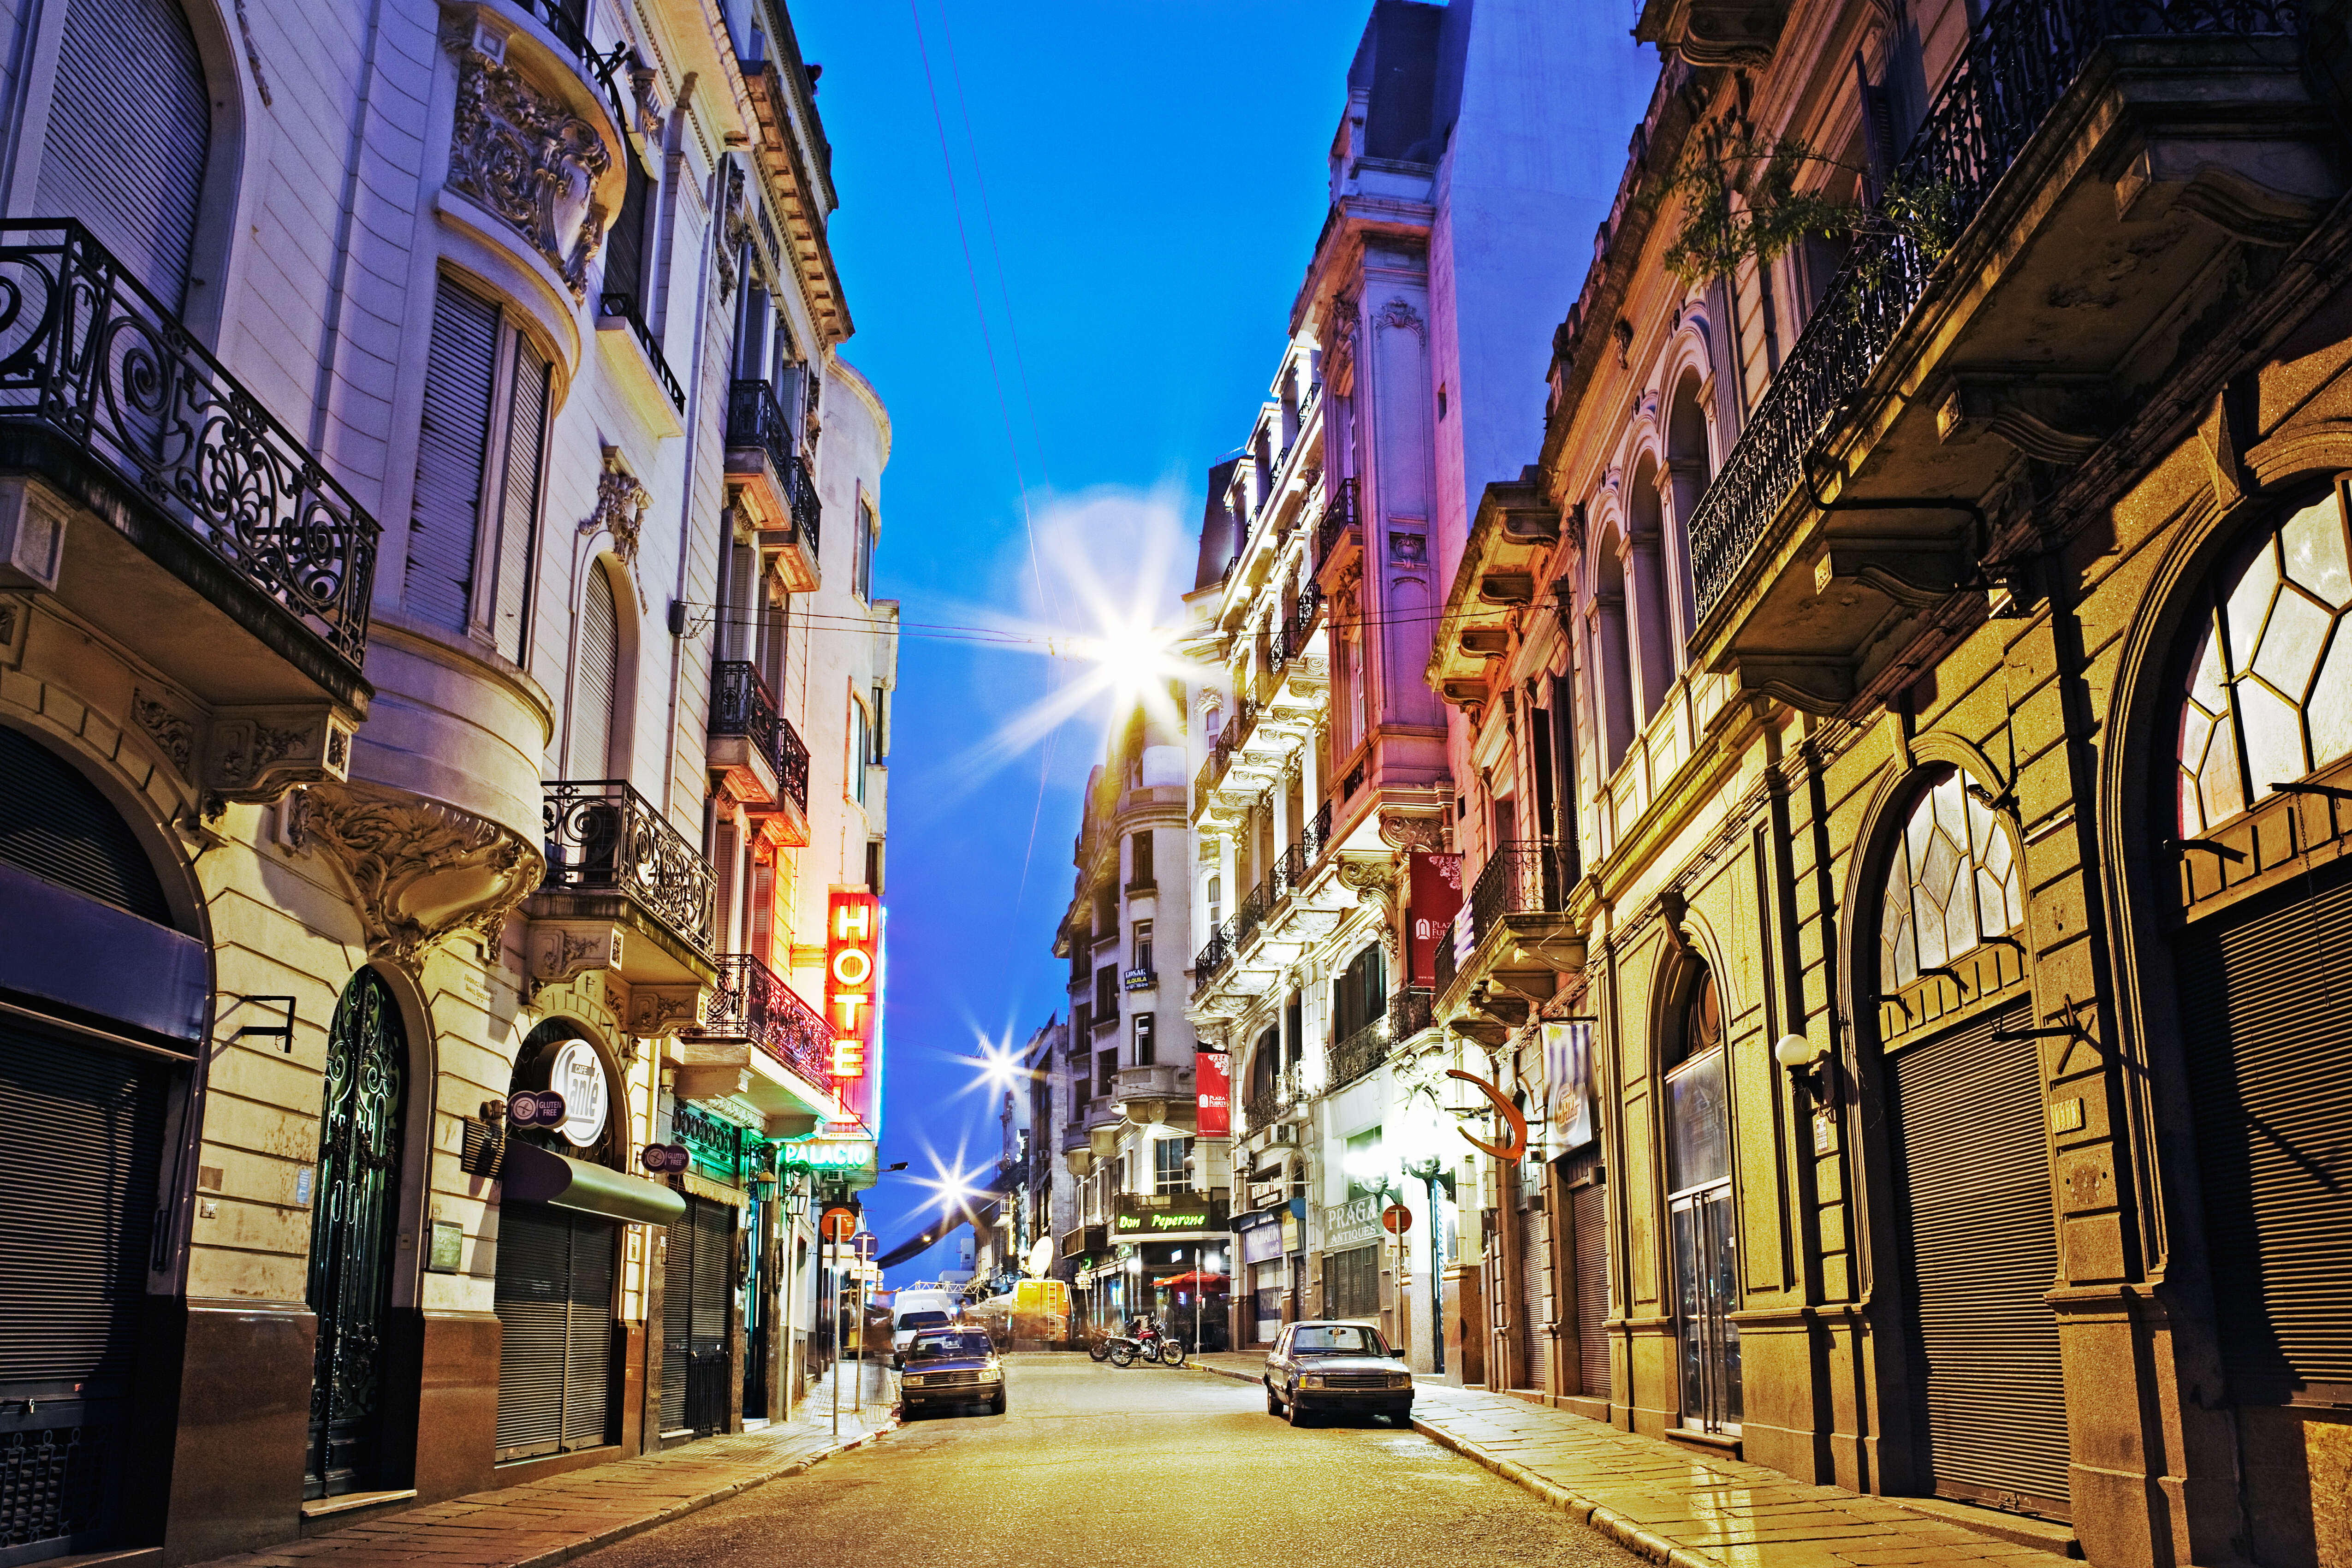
[792,0,1377,1275]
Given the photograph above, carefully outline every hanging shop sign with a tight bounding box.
[548,1039,609,1149]
[1445,1068,1529,1161]
[1320,1194,1383,1251]
[1195,1050,1230,1137]
[778,1133,877,1174]
[1542,1020,1597,1151]
[826,890,882,1128]
[639,1143,689,1174]
[1408,852,1464,987]
[508,1089,565,1127]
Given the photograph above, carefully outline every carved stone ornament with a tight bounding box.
[442,20,613,300]
[131,690,196,776]
[529,920,623,988]
[204,707,356,805]
[1375,297,1426,343]
[628,983,705,1039]
[1378,811,1448,854]
[581,447,652,602]
[303,779,546,971]
[1335,856,1399,921]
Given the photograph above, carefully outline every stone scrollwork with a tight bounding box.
[627,983,705,1039]
[1378,811,1448,854]
[1375,297,1426,343]
[581,447,652,601]
[132,690,197,776]
[204,706,356,805]
[1335,855,1400,925]
[303,780,546,971]
[530,921,623,990]
[442,19,612,300]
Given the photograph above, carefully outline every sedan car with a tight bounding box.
[898,1329,1007,1418]
[1263,1319,1413,1425]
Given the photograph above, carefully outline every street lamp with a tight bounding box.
[1396,1092,1452,1378]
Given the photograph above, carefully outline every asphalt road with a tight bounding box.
[572,1356,1642,1568]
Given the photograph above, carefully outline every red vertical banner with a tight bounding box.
[825,889,880,1128]
[1408,852,1463,986]
[1195,1051,1231,1136]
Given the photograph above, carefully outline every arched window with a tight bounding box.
[1626,456,1675,719]
[1662,961,1737,1434]
[34,0,212,309]
[570,564,619,775]
[1593,530,1637,773]
[2176,484,2352,837]
[1877,768,2024,995]
[0,724,172,924]
[1664,370,1711,630]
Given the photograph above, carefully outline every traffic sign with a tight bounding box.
[819,1206,858,1242]
[1381,1202,1412,1235]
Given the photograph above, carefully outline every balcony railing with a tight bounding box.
[701,952,829,1083]
[1292,578,1324,642]
[542,779,716,952]
[511,0,635,128]
[1242,1067,1301,1134]
[1433,918,1459,999]
[1328,1016,1391,1091]
[1234,880,1269,945]
[775,713,809,814]
[782,448,821,552]
[1192,925,1230,990]
[1314,477,1358,564]
[1301,800,1334,866]
[1467,839,1575,943]
[1686,0,2301,622]
[0,221,378,667]
[599,291,685,412]
[725,378,793,476]
[709,661,810,815]
[1392,985,1433,1041]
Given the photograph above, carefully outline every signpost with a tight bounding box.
[1384,1201,1413,1360]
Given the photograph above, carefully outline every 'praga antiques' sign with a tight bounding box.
[826,889,881,1128]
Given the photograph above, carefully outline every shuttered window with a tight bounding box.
[1887,1003,2070,1516]
[570,567,619,776]
[493,1205,616,1460]
[36,0,210,311]
[408,279,499,632]
[0,725,171,924]
[2178,866,2352,1399]
[492,341,552,665]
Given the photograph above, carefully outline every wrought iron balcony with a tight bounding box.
[541,779,716,955]
[1300,801,1334,866]
[1234,880,1269,944]
[1432,918,1458,1000]
[1242,1067,1301,1134]
[775,711,809,814]
[708,660,810,817]
[1292,578,1324,642]
[1314,477,1358,564]
[725,378,792,478]
[1192,926,1230,991]
[510,0,634,127]
[1468,839,1575,936]
[598,292,684,412]
[1687,0,2303,624]
[1392,986,1433,1042]
[1269,843,1308,903]
[0,221,378,673]
[701,952,829,1084]
[1327,1016,1391,1092]
[782,449,820,553]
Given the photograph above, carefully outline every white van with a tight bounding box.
[891,1289,961,1364]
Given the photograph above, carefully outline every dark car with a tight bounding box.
[1263,1320,1413,1425]
[898,1329,1006,1418]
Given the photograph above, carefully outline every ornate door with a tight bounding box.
[303,970,407,1498]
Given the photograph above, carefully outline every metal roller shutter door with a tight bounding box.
[408,278,498,633]
[493,1205,570,1459]
[1888,1003,2070,1515]
[0,727,172,922]
[0,1023,167,1555]
[1572,1170,1610,1399]
[562,1220,615,1450]
[36,0,210,311]
[659,1204,692,1433]
[2177,867,2352,1394]
[1519,1176,1550,1390]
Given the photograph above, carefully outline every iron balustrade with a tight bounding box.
[710,659,780,764]
[701,952,829,1083]
[1293,578,1324,642]
[1467,839,1575,948]
[1234,880,1269,944]
[542,779,717,953]
[1192,926,1231,991]
[1243,1067,1300,1133]
[725,378,792,475]
[782,448,821,552]
[1269,843,1308,903]
[1301,800,1335,864]
[773,712,809,814]
[598,292,685,412]
[511,0,636,131]
[1433,918,1458,998]
[1314,477,1358,563]
[0,221,379,667]
[1328,1014,1392,1090]
[1685,0,2302,622]
[1392,985,1434,1040]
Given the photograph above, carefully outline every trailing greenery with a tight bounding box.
[1655,131,1964,294]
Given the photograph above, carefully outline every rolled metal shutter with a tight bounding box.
[493,342,551,666]
[1519,1172,1549,1390]
[408,278,499,632]
[561,1219,615,1449]
[0,726,172,923]
[36,0,210,311]
[492,1204,570,1459]
[0,1023,167,1553]
[1572,1166,1609,1398]
[659,1201,694,1432]
[1888,1002,2070,1515]
[2177,866,2352,1394]
[692,1200,732,1350]
[570,568,618,776]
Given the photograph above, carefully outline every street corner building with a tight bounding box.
[0,0,899,1560]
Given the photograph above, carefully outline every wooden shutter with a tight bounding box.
[409,279,499,633]
[493,339,551,665]
[492,1204,570,1458]
[1571,1162,1609,1398]
[2178,866,2352,1396]
[711,823,737,953]
[0,726,172,924]
[37,0,210,311]
[1888,1003,2070,1515]
[561,1219,614,1449]
[0,1023,166,1552]
[748,861,773,966]
[570,568,619,776]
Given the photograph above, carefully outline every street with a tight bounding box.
[571,1358,1642,1568]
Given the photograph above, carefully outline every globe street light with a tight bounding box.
[1396,1091,1452,1378]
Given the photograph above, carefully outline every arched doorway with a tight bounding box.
[1662,962,1738,1435]
[304,968,409,1500]
[1868,767,2066,1517]
[2165,481,2352,1565]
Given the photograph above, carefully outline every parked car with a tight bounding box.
[1262,1320,1413,1426]
[891,1288,962,1365]
[898,1328,1006,1419]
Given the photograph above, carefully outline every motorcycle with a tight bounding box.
[1136,1321,1188,1367]
[1086,1330,1113,1363]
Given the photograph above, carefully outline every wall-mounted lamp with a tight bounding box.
[228,996,297,1054]
[1773,1033,1835,1102]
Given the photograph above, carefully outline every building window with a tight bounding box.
[1128,830,1155,889]
[1206,874,1222,932]
[853,497,877,601]
[849,696,868,805]
[569,563,621,775]
[1097,1049,1116,1097]
[864,839,883,894]
[870,683,888,762]
[1132,921,1153,979]
[603,145,658,325]
[2177,483,2352,837]
[1332,943,1387,1042]
[1153,1136,1192,1196]
[1132,1012,1155,1069]
[1664,963,1739,1435]
[1093,965,1117,1017]
[1877,769,2024,996]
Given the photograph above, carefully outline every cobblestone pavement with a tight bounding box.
[1190,1353,2076,1567]
[190,1363,895,1568]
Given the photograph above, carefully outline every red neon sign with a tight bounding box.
[825,891,879,1120]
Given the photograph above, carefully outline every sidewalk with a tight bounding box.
[194,1362,896,1568]
[1191,1354,2073,1567]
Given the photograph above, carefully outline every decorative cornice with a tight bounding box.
[301,780,545,971]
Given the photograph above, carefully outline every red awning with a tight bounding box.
[1156,1270,1229,1289]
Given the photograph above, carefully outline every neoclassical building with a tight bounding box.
[1430,2,2346,1565]
[0,0,895,1561]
